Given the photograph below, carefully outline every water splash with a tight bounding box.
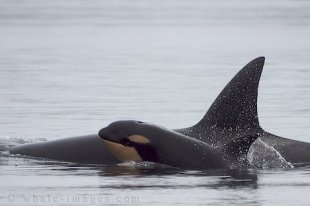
[0,136,46,151]
[248,138,294,169]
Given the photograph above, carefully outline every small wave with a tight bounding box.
[117,161,174,169]
[1,150,12,157]
[0,136,46,151]
[248,138,294,169]
[0,149,29,158]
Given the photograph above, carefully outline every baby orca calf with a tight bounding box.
[99,120,259,170]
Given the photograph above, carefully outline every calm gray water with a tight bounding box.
[1,0,310,205]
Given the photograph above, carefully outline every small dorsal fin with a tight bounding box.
[222,133,260,160]
[197,57,265,130]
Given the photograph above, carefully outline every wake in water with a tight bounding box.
[248,138,294,169]
[0,136,46,156]
[0,136,46,148]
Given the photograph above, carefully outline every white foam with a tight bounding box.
[248,138,294,169]
[0,136,47,152]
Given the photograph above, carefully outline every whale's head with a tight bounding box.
[98,120,158,162]
[99,120,150,144]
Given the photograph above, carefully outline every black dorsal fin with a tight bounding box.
[197,57,265,130]
[176,57,265,145]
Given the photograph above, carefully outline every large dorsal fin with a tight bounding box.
[176,57,265,145]
[197,57,265,130]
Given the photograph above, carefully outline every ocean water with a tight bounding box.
[1,0,310,205]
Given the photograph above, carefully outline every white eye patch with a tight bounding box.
[128,135,150,144]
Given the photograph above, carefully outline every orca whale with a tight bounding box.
[7,57,310,166]
[176,57,310,164]
[98,120,260,170]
